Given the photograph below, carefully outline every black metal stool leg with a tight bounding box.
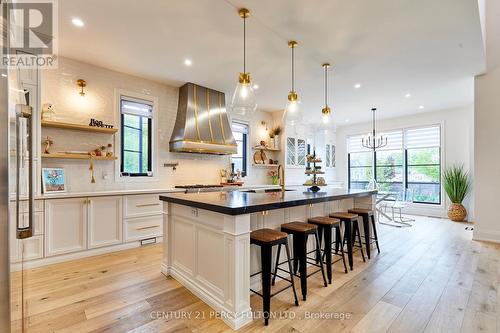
[260,244,272,326]
[362,215,371,259]
[336,226,348,273]
[292,235,299,274]
[284,240,299,306]
[371,214,380,254]
[271,243,281,286]
[343,220,354,270]
[323,226,332,284]
[354,220,366,262]
[297,233,308,301]
[316,226,323,264]
[314,230,328,287]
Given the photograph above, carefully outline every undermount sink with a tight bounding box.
[241,188,295,193]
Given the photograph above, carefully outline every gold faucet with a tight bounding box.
[277,164,285,193]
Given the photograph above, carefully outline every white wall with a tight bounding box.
[336,106,475,218]
[40,57,274,193]
[473,0,500,243]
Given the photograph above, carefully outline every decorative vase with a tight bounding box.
[447,203,467,222]
[271,175,279,185]
[273,135,280,149]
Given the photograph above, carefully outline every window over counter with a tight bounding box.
[120,96,153,177]
[347,125,441,204]
[231,121,248,177]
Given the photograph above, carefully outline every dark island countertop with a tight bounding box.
[159,187,377,215]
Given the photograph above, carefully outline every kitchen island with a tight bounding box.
[159,187,377,329]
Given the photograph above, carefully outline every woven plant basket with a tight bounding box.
[447,203,467,222]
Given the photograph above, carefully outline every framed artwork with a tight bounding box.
[42,168,66,193]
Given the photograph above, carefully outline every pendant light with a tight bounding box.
[283,40,302,126]
[231,8,257,116]
[321,63,331,124]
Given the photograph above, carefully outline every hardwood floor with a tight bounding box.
[10,216,499,333]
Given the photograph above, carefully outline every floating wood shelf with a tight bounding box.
[42,153,117,160]
[252,163,279,168]
[41,120,118,134]
[252,146,280,152]
[305,170,325,175]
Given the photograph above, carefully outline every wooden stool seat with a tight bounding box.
[250,229,288,245]
[348,208,380,259]
[330,212,358,220]
[281,222,317,234]
[348,208,374,215]
[308,216,340,226]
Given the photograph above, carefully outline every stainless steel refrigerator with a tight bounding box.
[1,14,36,333]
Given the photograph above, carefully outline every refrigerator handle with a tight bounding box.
[16,104,33,239]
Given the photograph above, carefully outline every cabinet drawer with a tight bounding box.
[124,194,162,218]
[20,236,44,261]
[124,215,163,242]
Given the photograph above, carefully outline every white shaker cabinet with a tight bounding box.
[88,196,123,249]
[45,198,88,257]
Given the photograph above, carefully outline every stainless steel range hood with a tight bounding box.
[170,83,237,155]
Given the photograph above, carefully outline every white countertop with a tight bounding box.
[13,184,282,201]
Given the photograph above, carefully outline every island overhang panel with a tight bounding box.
[159,188,377,330]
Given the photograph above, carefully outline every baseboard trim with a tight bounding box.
[473,229,500,244]
[11,238,163,272]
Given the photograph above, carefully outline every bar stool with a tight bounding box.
[329,212,366,270]
[307,216,348,284]
[348,208,380,259]
[250,228,299,326]
[274,222,327,301]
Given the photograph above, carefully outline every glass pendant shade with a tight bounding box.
[231,74,256,116]
[284,92,302,126]
[283,40,302,126]
[231,8,257,116]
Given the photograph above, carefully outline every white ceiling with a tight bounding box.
[58,0,485,125]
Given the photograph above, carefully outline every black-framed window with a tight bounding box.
[120,97,153,177]
[231,121,248,177]
[348,126,441,204]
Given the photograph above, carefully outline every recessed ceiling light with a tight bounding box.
[345,119,350,122]
[354,83,361,89]
[1,73,7,78]
[252,84,259,90]
[71,17,84,27]
[419,105,425,109]
[405,93,412,98]
[184,58,192,66]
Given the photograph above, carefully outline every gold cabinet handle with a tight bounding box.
[135,225,160,231]
[136,203,160,207]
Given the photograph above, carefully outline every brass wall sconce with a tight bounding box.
[77,79,87,96]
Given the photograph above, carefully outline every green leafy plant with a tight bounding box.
[443,164,471,203]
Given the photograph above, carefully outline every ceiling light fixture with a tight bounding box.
[321,63,332,124]
[71,17,84,27]
[354,83,361,89]
[230,8,257,116]
[419,105,425,109]
[77,79,86,97]
[283,40,302,126]
[405,93,412,98]
[361,107,387,190]
[252,84,259,90]
[184,59,192,66]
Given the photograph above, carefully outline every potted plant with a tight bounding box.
[267,169,279,185]
[270,126,282,149]
[443,164,471,222]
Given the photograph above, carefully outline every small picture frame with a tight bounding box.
[42,168,66,193]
